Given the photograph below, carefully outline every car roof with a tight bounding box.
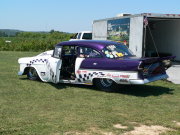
[56,40,121,51]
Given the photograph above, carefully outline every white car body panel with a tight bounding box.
[18,40,170,86]
[18,50,168,85]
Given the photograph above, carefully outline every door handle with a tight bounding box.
[93,63,98,65]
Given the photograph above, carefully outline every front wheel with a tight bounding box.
[27,67,39,81]
[94,78,117,92]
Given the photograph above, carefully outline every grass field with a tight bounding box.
[0,51,180,135]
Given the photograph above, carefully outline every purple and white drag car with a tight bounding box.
[18,40,174,90]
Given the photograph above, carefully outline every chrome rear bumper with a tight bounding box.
[129,74,168,84]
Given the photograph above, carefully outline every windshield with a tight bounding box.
[102,44,134,58]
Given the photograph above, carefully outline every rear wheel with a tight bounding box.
[94,78,117,92]
[27,67,39,80]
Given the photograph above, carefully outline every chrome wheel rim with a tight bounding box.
[100,78,113,87]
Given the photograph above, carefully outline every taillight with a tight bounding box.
[138,61,144,70]
[162,60,172,69]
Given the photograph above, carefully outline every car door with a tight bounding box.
[47,46,62,83]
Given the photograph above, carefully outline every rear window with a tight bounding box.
[102,44,134,58]
[82,33,92,39]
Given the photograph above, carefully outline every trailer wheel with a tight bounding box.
[27,67,39,81]
[94,78,116,92]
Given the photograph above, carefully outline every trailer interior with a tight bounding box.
[145,17,180,61]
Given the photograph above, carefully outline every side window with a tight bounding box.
[62,46,77,56]
[78,47,101,58]
[53,46,62,58]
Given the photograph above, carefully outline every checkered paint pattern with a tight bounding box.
[27,59,47,66]
[77,71,105,82]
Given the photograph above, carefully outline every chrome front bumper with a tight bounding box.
[129,74,168,84]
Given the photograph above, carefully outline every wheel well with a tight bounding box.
[23,67,30,75]
[25,67,41,81]
[92,78,98,85]
[92,78,116,85]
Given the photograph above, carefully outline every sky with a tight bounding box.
[1,0,180,33]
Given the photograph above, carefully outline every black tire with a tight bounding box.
[27,67,39,81]
[94,78,117,92]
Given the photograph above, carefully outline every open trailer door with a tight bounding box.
[143,16,180,61]
[129,16,144,58]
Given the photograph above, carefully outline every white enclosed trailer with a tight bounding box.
[93,13,180,61]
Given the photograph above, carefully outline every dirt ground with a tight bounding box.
[64,122,178,135]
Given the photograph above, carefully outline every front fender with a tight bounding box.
[19,65,49,82]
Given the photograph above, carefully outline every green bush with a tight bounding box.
[0,31,74,51]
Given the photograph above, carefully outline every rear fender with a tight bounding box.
[159,56,176,69]
[140,56,175,64]
[158,56,176,61]
[139,56,176,70]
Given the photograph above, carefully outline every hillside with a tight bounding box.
[0,29,23,36]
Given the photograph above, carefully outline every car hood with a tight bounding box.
[18,50,53,64]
